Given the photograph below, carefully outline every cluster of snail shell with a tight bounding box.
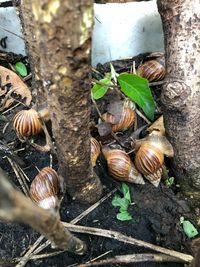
[92,131,174,187]
[92,99,174,187]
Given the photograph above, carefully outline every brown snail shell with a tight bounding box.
[102,107,136,132]
[103,148,144,184]
[135,143,164,187]
[13,109,42,139]
[137,59,165,82]
[91,137,101,167]
[30,167,60,209]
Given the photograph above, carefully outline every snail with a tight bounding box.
[102,148,145,184]
[30,167,60,210]
[101,107,136,132]
[91,137,101,167]
[13,109,42,139]
[134,131,174,187]
[137,57,165,82]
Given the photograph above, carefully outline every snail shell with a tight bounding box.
[102,107,136,132]
[91,137,101,167]
[13,109,42,139]
[135,143,164,187]
[137,59,165,82]
[103,148,144,184]
[30,167,60,209]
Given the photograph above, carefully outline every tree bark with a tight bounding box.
[19,2,46,105]
[26,1,102,203]
[0,168,85,254]
[157,0,200,206]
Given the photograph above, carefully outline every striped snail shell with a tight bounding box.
[91,137,101,167]
[101,107,136,132]
[13,109,42,139]
[30,167,60,210]
[135,143,164,187]
[137,58,165,82]
[103,148,144,184]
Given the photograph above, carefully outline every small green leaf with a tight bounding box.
[14,62,28,77]
[121,183,131,202]
[112,196,129,211]
[165,177,174,187]
[112,195,122,207]
[117,211,132,221]
[180,217,199,238]
[91,76,111,100]
[118,73,155,120]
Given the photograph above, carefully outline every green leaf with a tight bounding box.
[91,76,111,100]
[117,211,132,221]
[121,183,131,202]
[165,177,174,187]
[112,196,129,211]
[118,73,155,120]
[14,62,28,77]
[180,217,199,238]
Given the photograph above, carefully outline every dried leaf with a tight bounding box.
[97,122,112,136]
[107,100,124,123]
[0,66,32,110]
[147,116,165,135]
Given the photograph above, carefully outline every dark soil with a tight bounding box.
[0,52,198,267]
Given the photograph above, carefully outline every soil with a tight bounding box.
[0,52,199,267]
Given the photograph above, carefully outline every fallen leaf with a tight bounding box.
[97,121,112,136]
[0,66,32,110]
[107,100,124,123]
[147,115,165,135]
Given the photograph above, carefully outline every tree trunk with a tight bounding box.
[19,2,46,106]
[25,1,102,203]
[157,0,200,206]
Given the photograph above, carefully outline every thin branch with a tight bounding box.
[63,223,193,263]
[75,253,184,267]
[0,167,86,255]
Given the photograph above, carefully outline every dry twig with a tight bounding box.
[63,223,193,264]
[75,253,184,267]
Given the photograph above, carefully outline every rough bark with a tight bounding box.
[19,2,46,105]
[0,168,85,254]
[26,1,102,203]
[157,0,200,206]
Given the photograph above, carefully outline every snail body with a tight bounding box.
[137,58,165,82]
[91,137,101,167]
[13,109,42,139]
[102,107,136,132]
[103,148,144,184]
[30,167,60,209]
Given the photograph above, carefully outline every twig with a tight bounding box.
[135,108,151,124]
[28,120,56,154]
[63,223,193,263]
[0,167,86,255]
[75,253,184,267]
[0,25,25,40]
[149,81,165,87]
[7,158,30,196]
[15,236,44,267]
[17,188,117,266]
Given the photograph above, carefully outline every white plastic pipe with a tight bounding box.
[92,0,164,66]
